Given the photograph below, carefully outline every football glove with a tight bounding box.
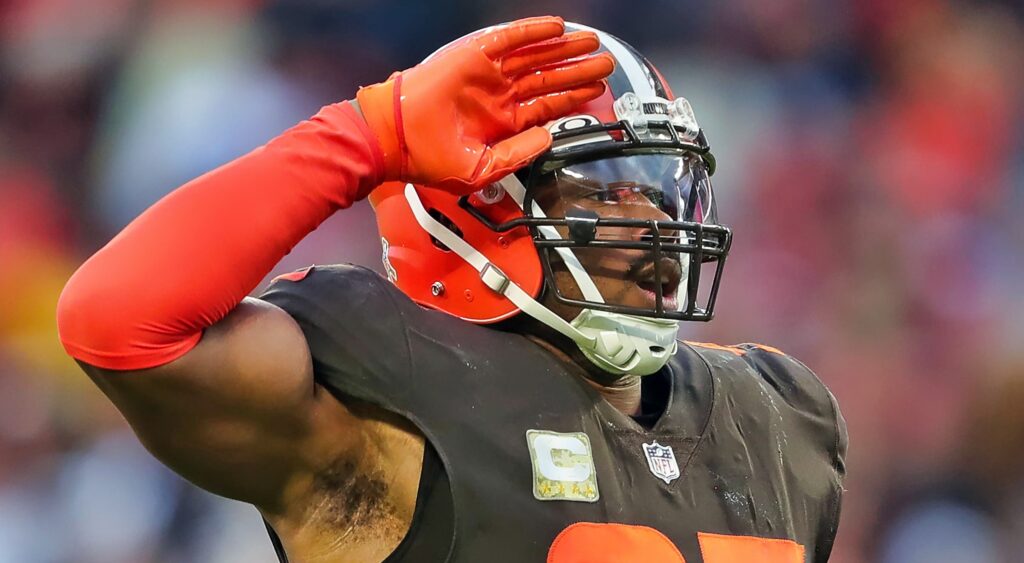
[355,15,614,193]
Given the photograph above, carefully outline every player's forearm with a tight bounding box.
[56,101,383,370]
[57,17,614,371]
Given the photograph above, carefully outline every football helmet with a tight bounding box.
[369,23,732,375]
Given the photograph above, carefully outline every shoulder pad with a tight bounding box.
[685,340,846,468]
[258,264,414,404]
[736,343,846,471]
[684,341,826,412]
[732,343,830,416]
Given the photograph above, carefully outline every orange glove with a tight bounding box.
[356,16,614,194]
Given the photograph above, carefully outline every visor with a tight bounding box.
[523,151,730,320]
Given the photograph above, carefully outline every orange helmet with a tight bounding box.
[369,23,732,374]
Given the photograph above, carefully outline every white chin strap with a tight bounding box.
[403,178,680,376]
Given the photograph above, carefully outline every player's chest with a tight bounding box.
[435,417,814,563]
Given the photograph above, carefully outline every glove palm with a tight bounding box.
[357,16,614,193]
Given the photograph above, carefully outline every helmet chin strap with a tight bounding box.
[517,179,680,376]
[571,309,679,376]
[403,181,679,376]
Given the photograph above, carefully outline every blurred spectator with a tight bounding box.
[1,0,1023,561]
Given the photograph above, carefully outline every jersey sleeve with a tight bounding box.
[818,392,847,562]
[257,264,413,405]
[734,345,844,463]
[735,344,847,562]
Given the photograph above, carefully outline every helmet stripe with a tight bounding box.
[623,42,669,99]
[565,23,657,100]
[592,43,635,101]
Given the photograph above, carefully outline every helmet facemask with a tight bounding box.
[523,150,729,323]
[457,114,731,375]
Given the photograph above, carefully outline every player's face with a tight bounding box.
[530,153,707,320]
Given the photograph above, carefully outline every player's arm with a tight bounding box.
[56,16,613,511]
[74,298,327,511]
[816,391,848,562]
[59,98,383,511]
[736,344,848,561]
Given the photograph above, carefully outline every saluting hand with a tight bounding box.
[355,15,614,193]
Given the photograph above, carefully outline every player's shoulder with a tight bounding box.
[259,264,409,329]
[683,340,830,411]
[257,264,421,388]
[258,263,468,337]
[683,340,846,463]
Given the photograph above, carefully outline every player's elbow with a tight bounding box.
[57,262,107,353]
[57,262,127,363]
[57,260,200,371]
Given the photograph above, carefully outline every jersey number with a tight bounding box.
[547,523,805,563]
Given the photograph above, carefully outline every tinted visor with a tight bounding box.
[525,152,728,319]
[533,152,716,224]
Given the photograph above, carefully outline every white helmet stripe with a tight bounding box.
[564,23,656,99]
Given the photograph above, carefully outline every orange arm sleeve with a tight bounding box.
[56,102,383,370]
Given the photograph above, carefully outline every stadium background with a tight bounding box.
[2,0,1023,561]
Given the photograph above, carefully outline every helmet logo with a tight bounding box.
[548,115,600,133]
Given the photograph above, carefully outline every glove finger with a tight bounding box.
[515,83,607,130]
[475,127,553,186]
[478,16,565,59]
[501,31,600,76]
[513,54,614,100]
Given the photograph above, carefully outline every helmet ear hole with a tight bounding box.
[427,208,464,252]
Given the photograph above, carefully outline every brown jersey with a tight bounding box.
[258,264,847,562]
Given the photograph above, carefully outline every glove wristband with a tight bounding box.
[356,76,406,180]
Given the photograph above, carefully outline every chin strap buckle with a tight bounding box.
[480,263,510,294]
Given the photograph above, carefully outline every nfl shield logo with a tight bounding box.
[642,441,680,484]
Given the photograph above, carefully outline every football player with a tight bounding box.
[57,16,846,562]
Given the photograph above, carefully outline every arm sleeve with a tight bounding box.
[56,102,384,370]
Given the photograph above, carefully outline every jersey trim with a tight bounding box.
[271,266,313,284]
[684,340,744,356]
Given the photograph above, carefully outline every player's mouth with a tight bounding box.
[632,258,683,310]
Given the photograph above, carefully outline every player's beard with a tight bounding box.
[545,247,684,314]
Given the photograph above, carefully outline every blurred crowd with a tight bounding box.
[1,0,1023,561]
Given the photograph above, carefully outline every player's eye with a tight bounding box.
[587,188,629,202]
[586,185,661,205]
